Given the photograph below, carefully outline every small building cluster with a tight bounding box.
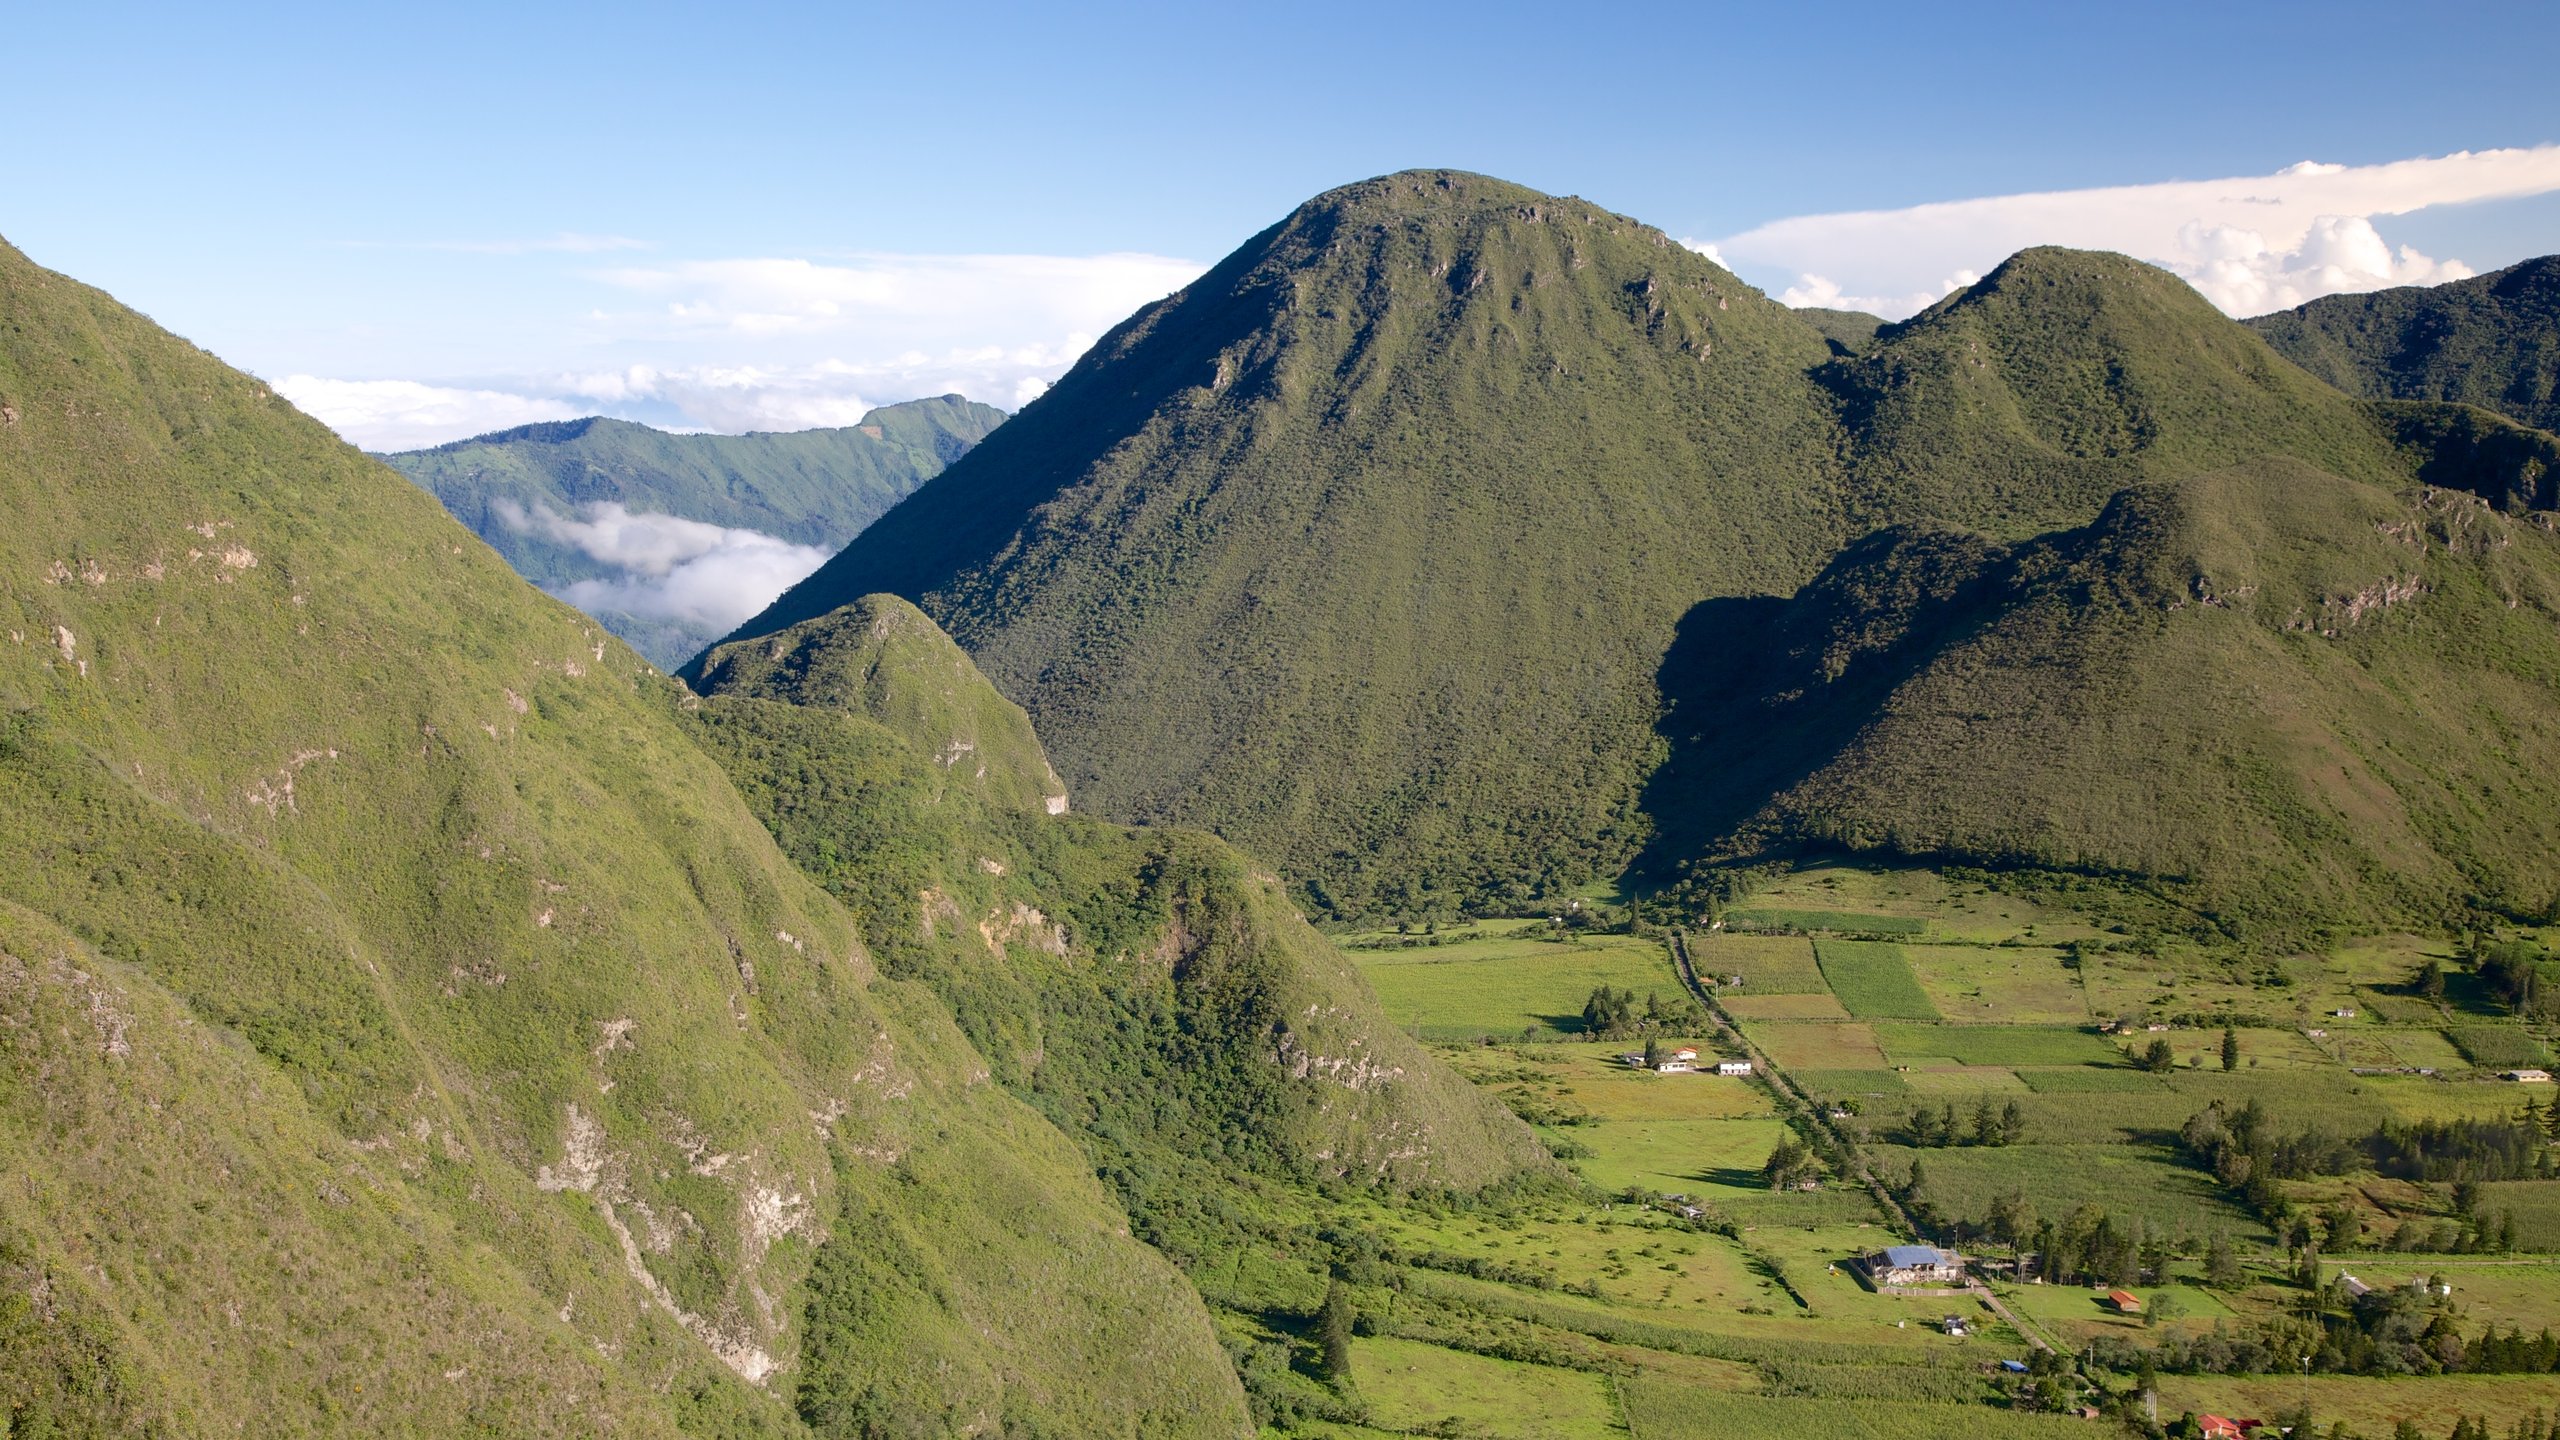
[1863,1244,1966,1288]
[1619,1045,1751,1076]
[2503,1068,2554,1083]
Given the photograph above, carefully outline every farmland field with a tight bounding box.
[1689,933,1829,994]
[1324,866,2560,1436]
[1350,1335,1621,1440]
[1721,993,1854,1021]
[1743,1021,1893,1071]
[1812,941,1940,1021]
[1730,908,1925,937]
[1355,929,1682,1040]
[1871,1023,2117,1067]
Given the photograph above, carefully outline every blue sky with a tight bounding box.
[10,0,2559,447]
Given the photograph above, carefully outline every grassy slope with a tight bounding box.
[2249,254,2560,434]
[691,169,1851,919]
[701,178,2554,935]
[691,593,1070,815]
[384,399,1004,667]
[0,238,1248,1437]
[1650,454,2560,941]
[684,631,1551,1194]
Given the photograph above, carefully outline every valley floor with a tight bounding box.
[1279,866,2560,1439]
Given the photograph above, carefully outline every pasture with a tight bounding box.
[1689,933,1829,994]
[1349,1335,1621,1440]
[1354,930,1682,1040]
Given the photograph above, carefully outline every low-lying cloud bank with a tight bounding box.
[1703,146,2560,319]
[496,500,830,633]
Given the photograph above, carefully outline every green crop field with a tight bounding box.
[1879,1143,2261,1238]
[2447,1024,2555,1069]
[2479,1184,2560,1251]
[1872,1023,2117,1067]
[1812,942,1941,1020]
[1732,908,1927,937]
[2015,1066,2165,1094]
[1354,932,1683,1040]
[1622,1381,2091,1439]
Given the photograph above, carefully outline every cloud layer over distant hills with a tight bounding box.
[280,249,1204,449]
[1706,146,2560,320]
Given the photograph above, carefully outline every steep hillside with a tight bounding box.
[686,618,1550,1197]
[385,399,1003,667]
[698,173,2503,924]
[692,169,1852,917]
[2250,255,2560,434]
[1646,456,2560,942]
[0,238,1250,1436]
[692,593,1071,816]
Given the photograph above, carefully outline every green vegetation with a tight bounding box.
[2251,254,2560,435]
[384,400,1003,667]
[691,169,1853,919]
[0,237,1257,1434]
[690,591,1070,814]
[1812,941,1940,1021]
[706,174,2560,952]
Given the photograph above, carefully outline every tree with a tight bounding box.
[2145,1289,2184,1328]
[1971,1097,2001,1147]
[2138,1037,2176,1072]
[1643,1036,1664,1069]
[2222,1025,2240,1072]
[2205,1232,2244,1289]
[1763,1136,1819,1191]
[2415,958,2446,1001]
[1998,1099,2026,1146]
[1315,1279,1355,1384]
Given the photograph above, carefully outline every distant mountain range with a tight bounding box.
[381,399,1004,667]
[700,172,2560,941]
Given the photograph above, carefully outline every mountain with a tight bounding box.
[691,593,1072,817]
[383,400,1004,668]
[0,237,1538,1434]
[2250,255,2560,434]
[690,170,1851,918]
[1644,452,2560,941]
[688,610,1549,1199]
[695,173,2536,930]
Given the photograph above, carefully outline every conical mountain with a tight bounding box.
[694,170,1851,916]
[2250,254,2560,434]
[0,238,1270,1433]
[699,171,2504,923]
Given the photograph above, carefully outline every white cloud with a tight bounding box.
[1776,269,1979,317]
[1717,146,2560,318]
[283,249,1202,448]
[273,376,585,451]
[589,251,1201,340]
[496,500,830,631]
